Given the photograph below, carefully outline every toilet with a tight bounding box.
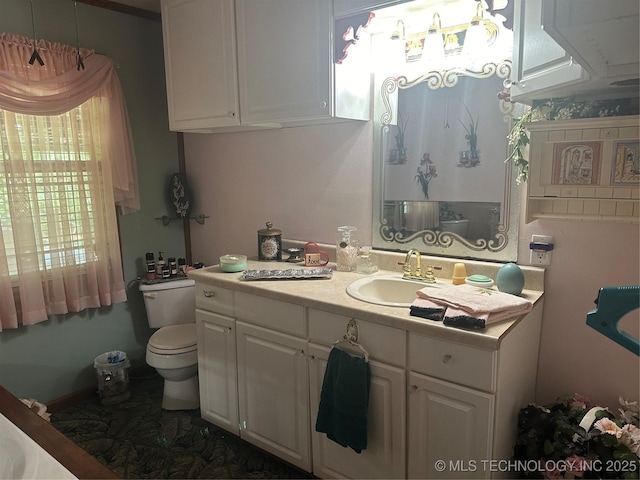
[440,218,469,237]
[139,278,199,410]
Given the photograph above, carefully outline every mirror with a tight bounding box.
[370,0,520,261]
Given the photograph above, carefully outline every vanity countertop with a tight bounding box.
[189,259,544,350]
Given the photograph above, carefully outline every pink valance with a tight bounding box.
[0,33,139,213]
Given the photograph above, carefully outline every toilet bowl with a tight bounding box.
[440,218,469,237]
[145,323,199,410]
[140,279,199,410]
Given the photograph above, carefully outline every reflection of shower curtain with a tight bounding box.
[405,203,440,231]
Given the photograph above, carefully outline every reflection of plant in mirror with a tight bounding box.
[415,153,437,199]
[459,104,479,156]
[396,111,408,151]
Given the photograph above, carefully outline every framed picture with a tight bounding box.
[552,141,602,185]
[611,141,640,185]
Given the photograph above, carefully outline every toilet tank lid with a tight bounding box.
[149,324,197,350]
[139,278,195,292]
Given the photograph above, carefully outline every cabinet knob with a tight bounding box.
[442,354,452,364]
[225,327,232,334]
[228,111,236,117]
[203,290,216,298]
[320,101,327,109]
[296,349,305,356]
[409,385,418,394]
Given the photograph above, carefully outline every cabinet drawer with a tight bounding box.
[235,292,305,337]
[308,309,406,367]
[195,283,234,317]
[409,333,496,392]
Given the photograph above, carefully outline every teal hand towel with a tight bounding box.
[315,347,371,453]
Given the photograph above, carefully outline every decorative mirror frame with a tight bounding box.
[371,60,521,262]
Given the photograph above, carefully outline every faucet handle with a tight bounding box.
[422,265,442,283]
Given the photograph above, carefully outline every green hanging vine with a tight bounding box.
[506,108,533,185]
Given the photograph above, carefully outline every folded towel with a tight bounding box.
[418,284,532,314]
[410,298,445,321]
[417,284,532,327]
[443,306,488,329]
[315,347,371,453]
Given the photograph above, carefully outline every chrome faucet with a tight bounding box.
[401,249,440,283]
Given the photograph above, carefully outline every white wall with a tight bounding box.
[185,120,373,265]
[187,118,639,411]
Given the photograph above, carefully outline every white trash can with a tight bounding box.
[94,351,131,405]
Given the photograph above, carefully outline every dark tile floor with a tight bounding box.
[50,372,313,479]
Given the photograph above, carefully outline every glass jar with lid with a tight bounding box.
[258,222,282,261]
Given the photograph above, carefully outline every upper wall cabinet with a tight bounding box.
[160,0,371,133]
[161,0,240,132]
[511,0,639,104]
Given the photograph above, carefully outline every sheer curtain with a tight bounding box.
[0,33,140,330]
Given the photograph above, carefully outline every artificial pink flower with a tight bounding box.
[543,466,563,479]
[620,424,640,457]
[594,417,622,438]
[564,454,586,477]
[570,393,590,409]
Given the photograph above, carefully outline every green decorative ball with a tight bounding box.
[496,263,525,295]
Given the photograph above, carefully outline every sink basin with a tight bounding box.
[346,275,439,307]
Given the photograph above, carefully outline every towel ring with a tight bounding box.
[332,319,369,362]
[345,319,359,343]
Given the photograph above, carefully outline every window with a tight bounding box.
[0,107,101,276]
[0,33,139,330]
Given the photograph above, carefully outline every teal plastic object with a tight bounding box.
[586,285,640,356]
[496,263,525,295]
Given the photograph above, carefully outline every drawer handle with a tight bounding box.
[442,354,452,364]
[203,290,216,298]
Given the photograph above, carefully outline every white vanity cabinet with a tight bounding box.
[195,285,239,433]
[308,309,406,479]
[234,292,311,472]
[407,337,495,479]
[192,268,544,480]
[161,0,370,133]
[408,301,544,479]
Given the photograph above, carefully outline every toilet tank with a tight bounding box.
[139,279,195,328]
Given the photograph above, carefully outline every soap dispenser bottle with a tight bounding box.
[336,226,358,272]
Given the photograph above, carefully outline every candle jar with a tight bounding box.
[258,222,282,261]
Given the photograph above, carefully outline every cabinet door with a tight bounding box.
[195,309,238,434]
[235,0,332,124]
[408,372,494,479]
[309,344,406,479]
[510,0,588,103]
[161,0,240,131]
[236,321,311,472]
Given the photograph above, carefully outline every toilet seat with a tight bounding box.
[148,324,197,355]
